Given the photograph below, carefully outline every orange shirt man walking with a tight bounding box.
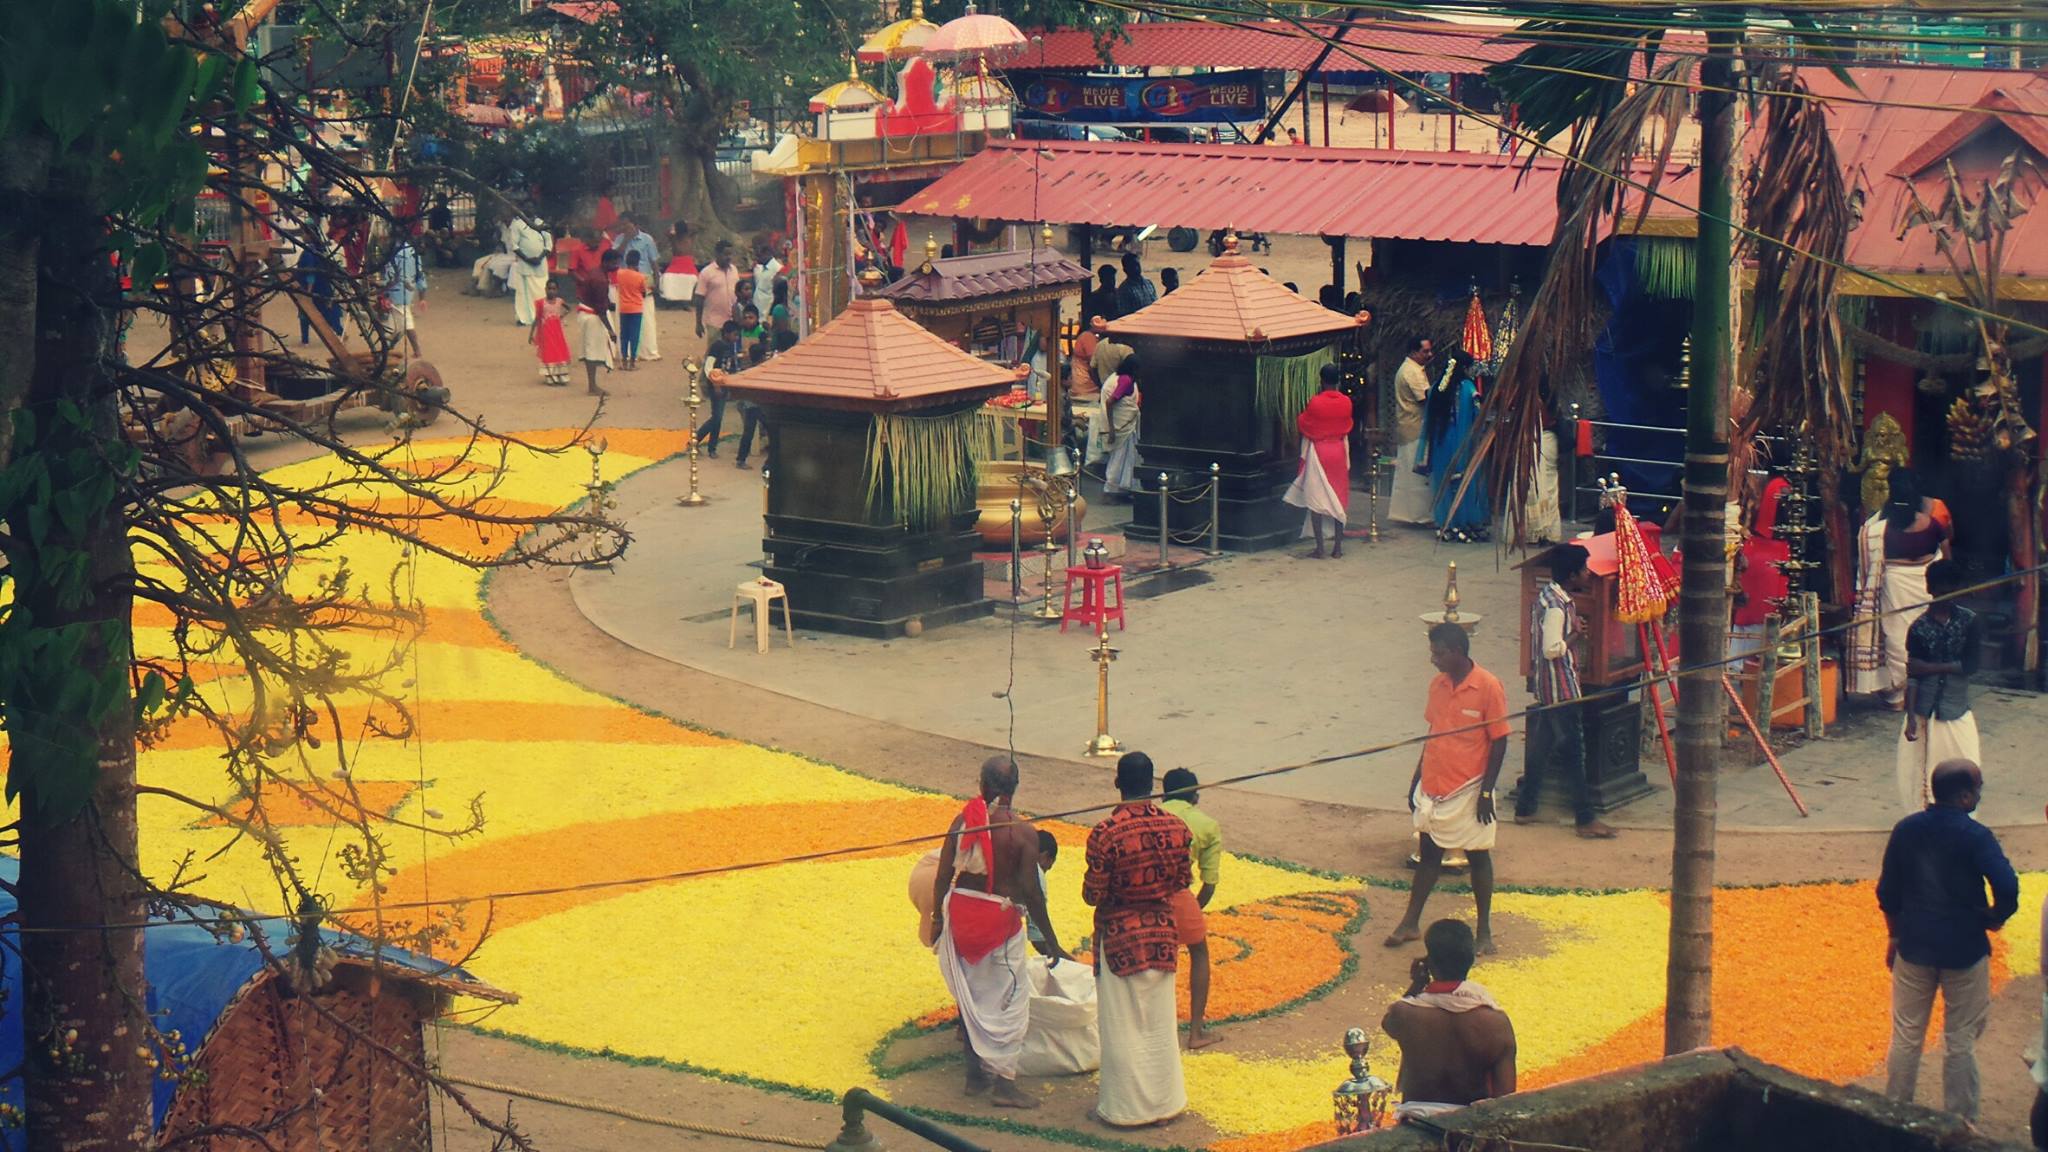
[1386,622,1512,954]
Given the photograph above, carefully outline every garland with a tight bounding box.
[1254,346,1335,449]
[863,409,982,531]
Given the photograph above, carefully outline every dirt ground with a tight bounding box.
[140,274,2048,1151]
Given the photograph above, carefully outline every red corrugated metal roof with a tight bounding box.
[1019,19,1526,77]
[876,249,1091,303]
[717,298,1022,411]
[1105,247,1367,343]
[1654,66,2048,282]
[900,139,1676,246]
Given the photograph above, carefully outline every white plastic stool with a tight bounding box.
[729,578,794,653]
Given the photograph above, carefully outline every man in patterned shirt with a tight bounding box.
[1085,752,1192,1128]
[1514,544,1616,839]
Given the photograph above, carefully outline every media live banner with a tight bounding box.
[1017,71,1268,123]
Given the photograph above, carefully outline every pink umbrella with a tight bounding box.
[921,2,1026,64]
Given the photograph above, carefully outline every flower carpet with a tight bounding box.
[81,430,2048,1151]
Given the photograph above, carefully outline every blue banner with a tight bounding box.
[1015,70,1268,123]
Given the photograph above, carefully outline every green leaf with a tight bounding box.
[129,242,165,285]
[136,671,166,717]
[232,55,259,113]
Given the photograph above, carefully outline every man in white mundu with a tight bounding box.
[1388,335,1436,526]
[1084,752,1194,1128]
[929,758,1070,1109]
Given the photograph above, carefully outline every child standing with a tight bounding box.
[532,279,572,387]
[616,251,649,370]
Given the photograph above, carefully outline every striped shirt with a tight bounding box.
[1528,580,1582,705]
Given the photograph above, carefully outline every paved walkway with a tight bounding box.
[572,456,2047,831]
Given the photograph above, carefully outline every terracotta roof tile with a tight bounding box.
[1104,248,1365,344]
[876,249,1092,303]
[718,298,1022,410]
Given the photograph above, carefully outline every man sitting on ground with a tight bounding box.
[1382,919,1516,1121]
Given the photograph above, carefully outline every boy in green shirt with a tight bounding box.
[1162,768,1223,1049]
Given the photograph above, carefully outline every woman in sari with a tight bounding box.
[1853,467,1952,707]
[1425,356,1490,542]
[1100,354,1143,499]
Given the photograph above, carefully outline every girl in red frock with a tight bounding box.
[532,279,572,386]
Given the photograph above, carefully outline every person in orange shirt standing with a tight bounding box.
[1386,622,1512,955]
[615,251,650,370]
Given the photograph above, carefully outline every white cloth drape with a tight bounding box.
[1095,965,1184,1127]
[1896,713,1981,814]
[1284,438,1349,535]
[1524,429,1563,543]
[1848,515,1889,696]
[937,899,1030,1080]
[1882,559,1934,705]
[1390,437,1432,525]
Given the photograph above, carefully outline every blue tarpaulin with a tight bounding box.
[0,857,489,1129]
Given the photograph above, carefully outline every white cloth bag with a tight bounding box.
[1019,958,1099,1075]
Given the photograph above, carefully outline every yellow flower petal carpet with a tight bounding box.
[84,430,2047,1152]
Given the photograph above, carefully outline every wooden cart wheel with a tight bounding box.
[400,360,447,425]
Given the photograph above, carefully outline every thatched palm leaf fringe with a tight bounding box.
[1636,237,1695,301]
[864,410,983,531]
[1739,70,1852,464]
[1256,347,1336,450]
[1460,55,1696,547]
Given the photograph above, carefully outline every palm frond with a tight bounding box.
[1467,54,1696,547]
[1738,68,1853,466]
[864,409,982,532]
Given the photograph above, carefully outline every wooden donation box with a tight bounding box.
[1106,244,1368,552]
[1515,533,1657,813]
[719,297,1021,638]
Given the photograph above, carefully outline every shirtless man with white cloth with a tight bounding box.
[930,757,1072,1108]
[1383,919,1517,1122]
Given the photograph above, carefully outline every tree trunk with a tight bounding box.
[668,144,740,248]
[13,211,152,1152]
[1665,33,1737,1056]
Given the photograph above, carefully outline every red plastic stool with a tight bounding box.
[1060,564,1126,633]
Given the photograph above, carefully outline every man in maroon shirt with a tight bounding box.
[572,249,618,395]
[1084,752,1191,1128]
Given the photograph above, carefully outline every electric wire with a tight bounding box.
[1077,0,2048,341]
[33,556,2048,935]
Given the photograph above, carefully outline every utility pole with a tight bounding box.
[1666,26,1737,1055]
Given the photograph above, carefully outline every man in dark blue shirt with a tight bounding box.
[1876,759,2018,1121]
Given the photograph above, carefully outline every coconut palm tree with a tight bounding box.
[1477,16,1852,1053]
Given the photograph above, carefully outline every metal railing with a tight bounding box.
[825,1088,988,1152]
[1564,406,1795,523]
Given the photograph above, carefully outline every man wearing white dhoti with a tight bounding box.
[1386,623,1511,955]
[1389,336,1435,526]
[1084,752,1192,1128]
[1898,561,1983,813]
[507,215,552,327]
[930,757,1070,1109]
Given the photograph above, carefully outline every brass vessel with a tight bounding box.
[975,461,1085,549]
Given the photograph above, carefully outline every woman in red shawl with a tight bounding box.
[1284,364,1355,558]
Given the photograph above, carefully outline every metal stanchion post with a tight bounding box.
[678,363,708,507]
[1208,462,1221,555]
[1367,434,1381,544]
[1084,618,1122,757]
[1564,402,1581,525]
[1802,592,1823,738]
[1156,471,1170,569]
[1009,498,1023,602]
[762,467,772,566]
[1033,540,1063,620]
[1065,486,1080,569]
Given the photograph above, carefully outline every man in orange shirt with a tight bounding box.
[1386,622,1511,954]
[615,251,650,370]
